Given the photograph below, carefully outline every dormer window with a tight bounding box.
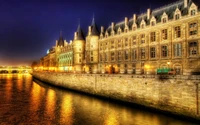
[140,20,146,29]
[141,24,144,29]
[162,12,168,23]
[118,28,121,35]
[175,14,180,20]
[125,29,128,33]
[189,3,198,16]
[162,18,167,23]
[132,24,137,31]
[150,16,156,27]
[191,9,196,16]
[151,21,155,26]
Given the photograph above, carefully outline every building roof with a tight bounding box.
[91,18,100,36]
[105,0,195,34]
[76,25,85,40]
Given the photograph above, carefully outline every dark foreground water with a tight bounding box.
[0,74,199,125]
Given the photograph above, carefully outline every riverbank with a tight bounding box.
[32,71,200,120]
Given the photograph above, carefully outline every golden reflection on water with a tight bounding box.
[46,89,56,117]
[104,112,119,125]
[31,82,41,112]
[60,94,74,125]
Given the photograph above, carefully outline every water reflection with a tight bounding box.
[0,74,198,125]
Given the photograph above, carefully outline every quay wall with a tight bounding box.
[32,71,200,120]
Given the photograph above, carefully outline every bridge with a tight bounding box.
[0,66,32,74]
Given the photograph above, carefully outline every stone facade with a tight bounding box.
[33,71,200,120]
[39,0,200,75]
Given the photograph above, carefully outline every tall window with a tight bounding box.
[162,29,168,40]
[118,51,121,61]
[150,47,156,58]
[174,43,182,57]
[91,57,93,61]
[141,34,145,44]
[132,36,137,45]
[191,10,196,16]
[189,42,198,56]
[100,54,103,62]
[118,40,121,48]
[150,32,156,42]
[111,52,115,61]
[161,45,168,57]
[141,24,144,29]
[111,41,115,49]
[125,50,129,60]
[189,22,198,36]
[141,48,145,59]
[105,53,108,61]
[125,38,129,47]
[174,26,181,38]
[132,49,137,60]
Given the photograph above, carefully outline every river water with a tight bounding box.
[0,74,198,125]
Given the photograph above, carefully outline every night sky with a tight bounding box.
[0,0,199,66]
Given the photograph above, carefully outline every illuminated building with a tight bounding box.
[40,0,200,75]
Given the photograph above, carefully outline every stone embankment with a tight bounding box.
[32,71,200,120]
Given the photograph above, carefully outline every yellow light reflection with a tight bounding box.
[104,112,119,125]
[60,94,74,125]
[46,89,56,117]
[31,82,41,112]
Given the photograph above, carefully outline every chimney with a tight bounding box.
[101,26,104,33]
[88,26,92,35]
[147,8,151,20]
[184,0,188,8]
[133,14,137,23]
[111,22,115,29]
[125,17,128,25]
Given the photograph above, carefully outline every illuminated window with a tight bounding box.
[150,47,156,58]
[189,22,197,35]
[141,48,145,59]
[132,49,137,60]
[125,38,129,46]
[189,42,198,56]
[174,43,182,57]
[150,32,156,42]
[161,45,168,57]
[132,36,136,45]
[111,41,115,49]
[141,34,145,44]
[125,50,129,60]
[162,29,168,40]
[174,26,181,38]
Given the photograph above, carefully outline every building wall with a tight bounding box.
[99,11,200,75]
[33,71,200,120]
